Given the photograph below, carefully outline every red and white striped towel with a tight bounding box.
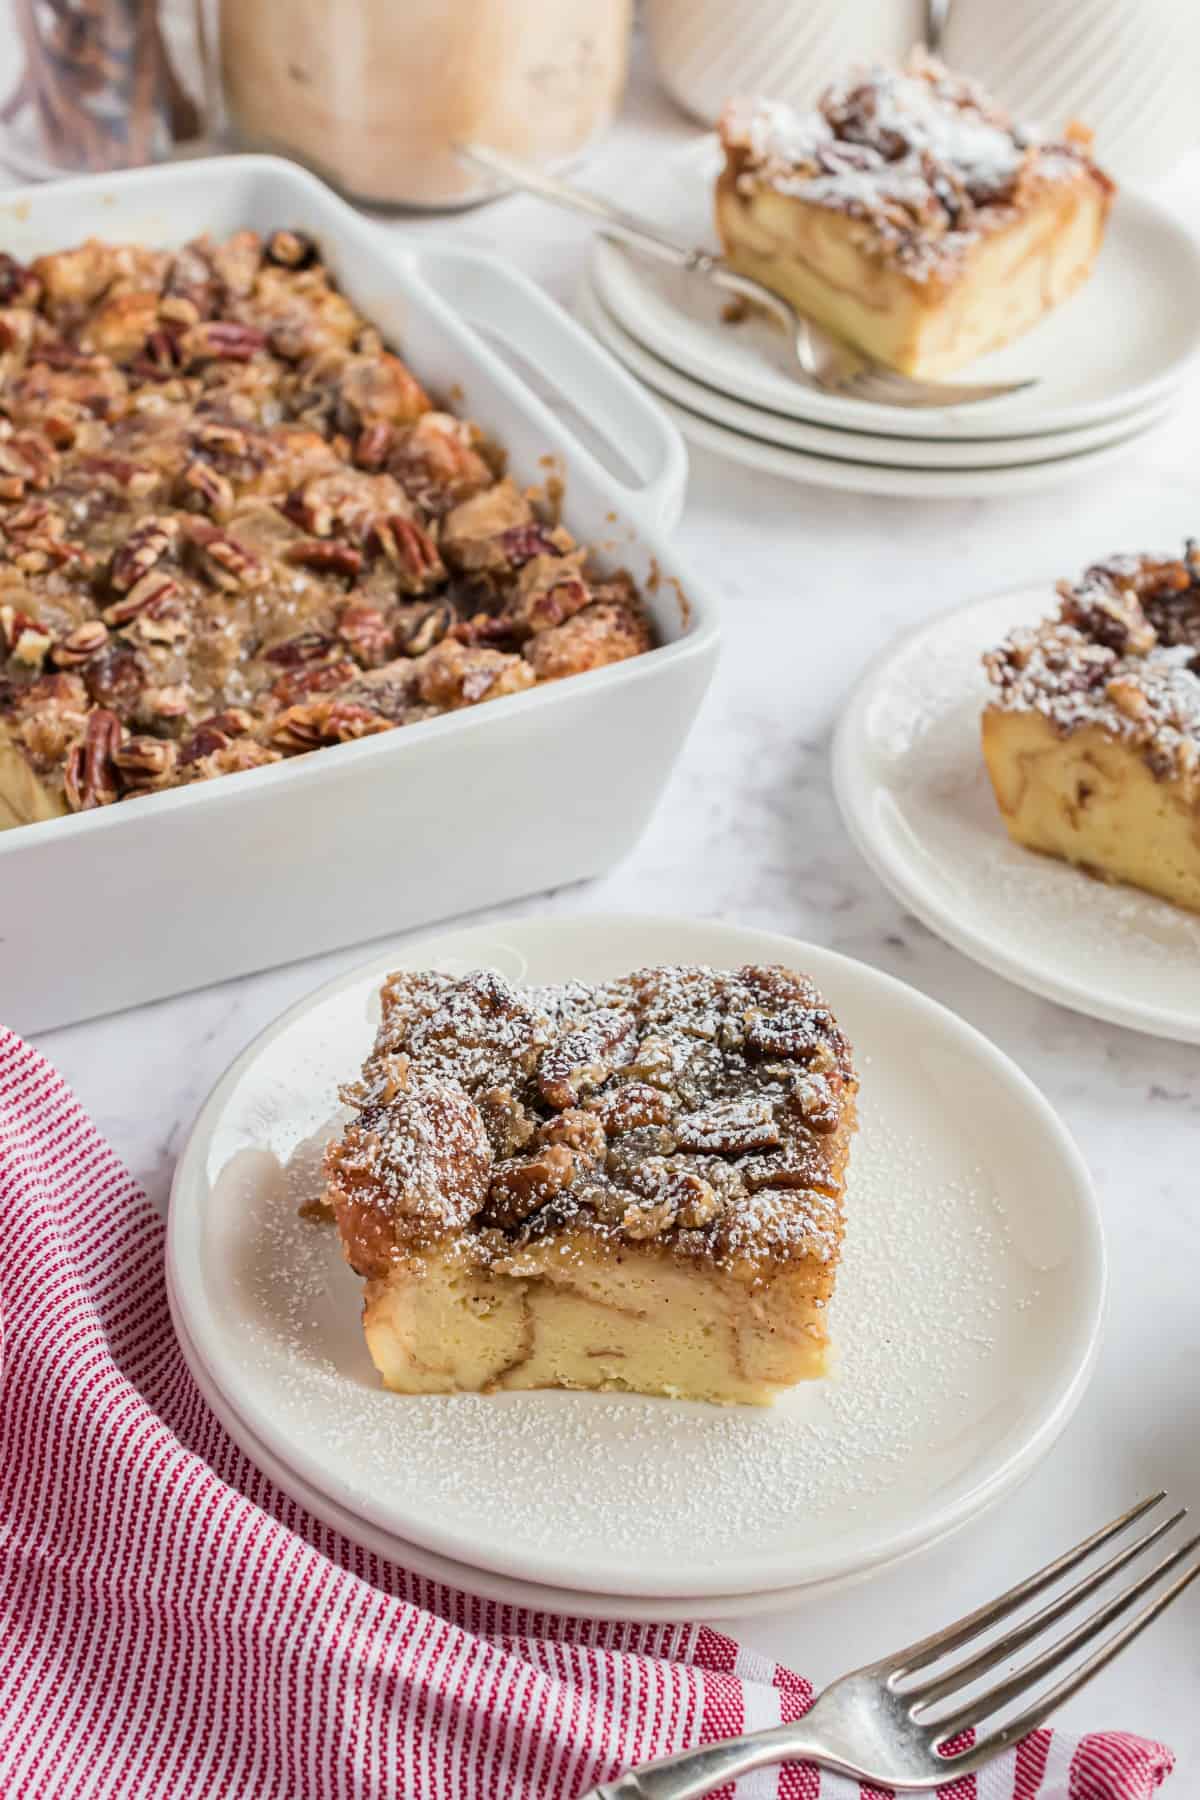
[0,1027,1175,1800]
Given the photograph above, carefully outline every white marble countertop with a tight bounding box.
[23,54,1200,1781]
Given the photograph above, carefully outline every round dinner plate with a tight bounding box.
[169,914,1104,1601]
[589,138,1200,441]
[577,276,1174,473]
[635,388,1158,499]
[833,587,1200,1042]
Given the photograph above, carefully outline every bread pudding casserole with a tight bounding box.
[983,546,1200,913]
[716,50,1114,379]
[0,231,653,831]
[323,963,858,1406]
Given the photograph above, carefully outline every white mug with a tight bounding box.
[647,0,1199,182]
[943,0,1200,183]
[645,0,926,124]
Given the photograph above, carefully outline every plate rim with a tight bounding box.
[168,1269,990,1623]
[832,585,1200,1043]
[577,275,1173,471]
[168,911,1107,1599]
[640,388,1153,499]
[590,174,1200,441]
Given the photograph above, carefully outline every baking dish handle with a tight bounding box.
[400,245,690,535]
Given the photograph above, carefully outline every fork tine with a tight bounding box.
[940,1545,1200,1778]
[886,1493,1167,1677]
[927,1531,1200,1745]
[907,1508,1187,1711]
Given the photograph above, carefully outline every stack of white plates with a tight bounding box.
[168,915,1104,1621]
[579,140,1200,500]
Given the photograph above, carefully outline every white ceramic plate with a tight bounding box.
[833,587,1200,1042]
[638,388,1160,499]
[589,137,1200,441]
[169,1282,933,1623]
[577,276,1175,472]
[169,914,1104,1601]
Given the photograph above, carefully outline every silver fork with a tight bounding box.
[578,1493,1199,1799]
[457,143,1034,410]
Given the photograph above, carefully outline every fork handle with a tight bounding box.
[457,142,718,278]
[577,1720,826,1800]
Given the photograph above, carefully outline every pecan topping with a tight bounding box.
[110,516,177,593]
[337,602,395,666]
[269,658,358,708]
[264,630,337,667]
[369,514,444,589]
[673,1097,782,1154]
[181,320,268,363]
[286,539,363,578]
[63,707,122,810]
[538,1010,637,1109]
[744,1005,833,1062]
[52,619,110,667]
[186,520,266,590]
[536,1108,607,1164]
[265,229,317,269]
[178,458,235,518]
[583,1081,673,1135]
[396,599,453,656]
[354,422,395,470]
[0,604,52,668]
[104,571,179,626]
[112,734,178,789]
[484,1145,576,1228]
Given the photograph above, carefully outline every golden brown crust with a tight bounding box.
[325,963,858,1287]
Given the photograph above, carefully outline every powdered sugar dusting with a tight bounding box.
[852,587,1200,1008]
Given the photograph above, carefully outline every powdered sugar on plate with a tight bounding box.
[177,918,1101,1597]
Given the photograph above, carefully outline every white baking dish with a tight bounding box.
[0,156,718,1036]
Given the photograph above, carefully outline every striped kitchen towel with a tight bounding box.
[0,1027,1176,1800]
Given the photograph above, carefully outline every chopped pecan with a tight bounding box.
[744,1005,832,1063]
[536,1108,607,1164]
[269,657,357,707]
[267,694,391,751]
[337,602,395,666]
[264,630,337,667]
[112,734,177,789]
[51,619,109,667]
[477,1086,538,1157]
[265,229,318,268]
[83,640,145,714]
[788,1073,841,1135]
[181,320,268,364]
[369,514,443,589]
[110,516,177,592]
[63,707,122,810]
[485,1145,576,1228]
[538,1010,637,1109]
[619,1197,677,1241]
[396,599,454,656]
[583,1081,673,1135]
[186,520,266,590]
[104,571,179,625]
[354,421,394,470]
[673,1097,782,1154]
[0,254,35,306]
[413,638,535,708]
[0,604,52,668]
[131,327,184,380]
[498,522,565,566]
[177,457,234,518]
[286,538,363,579]
[141,683,191,720]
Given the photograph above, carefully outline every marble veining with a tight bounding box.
[15,55,1200,1776]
